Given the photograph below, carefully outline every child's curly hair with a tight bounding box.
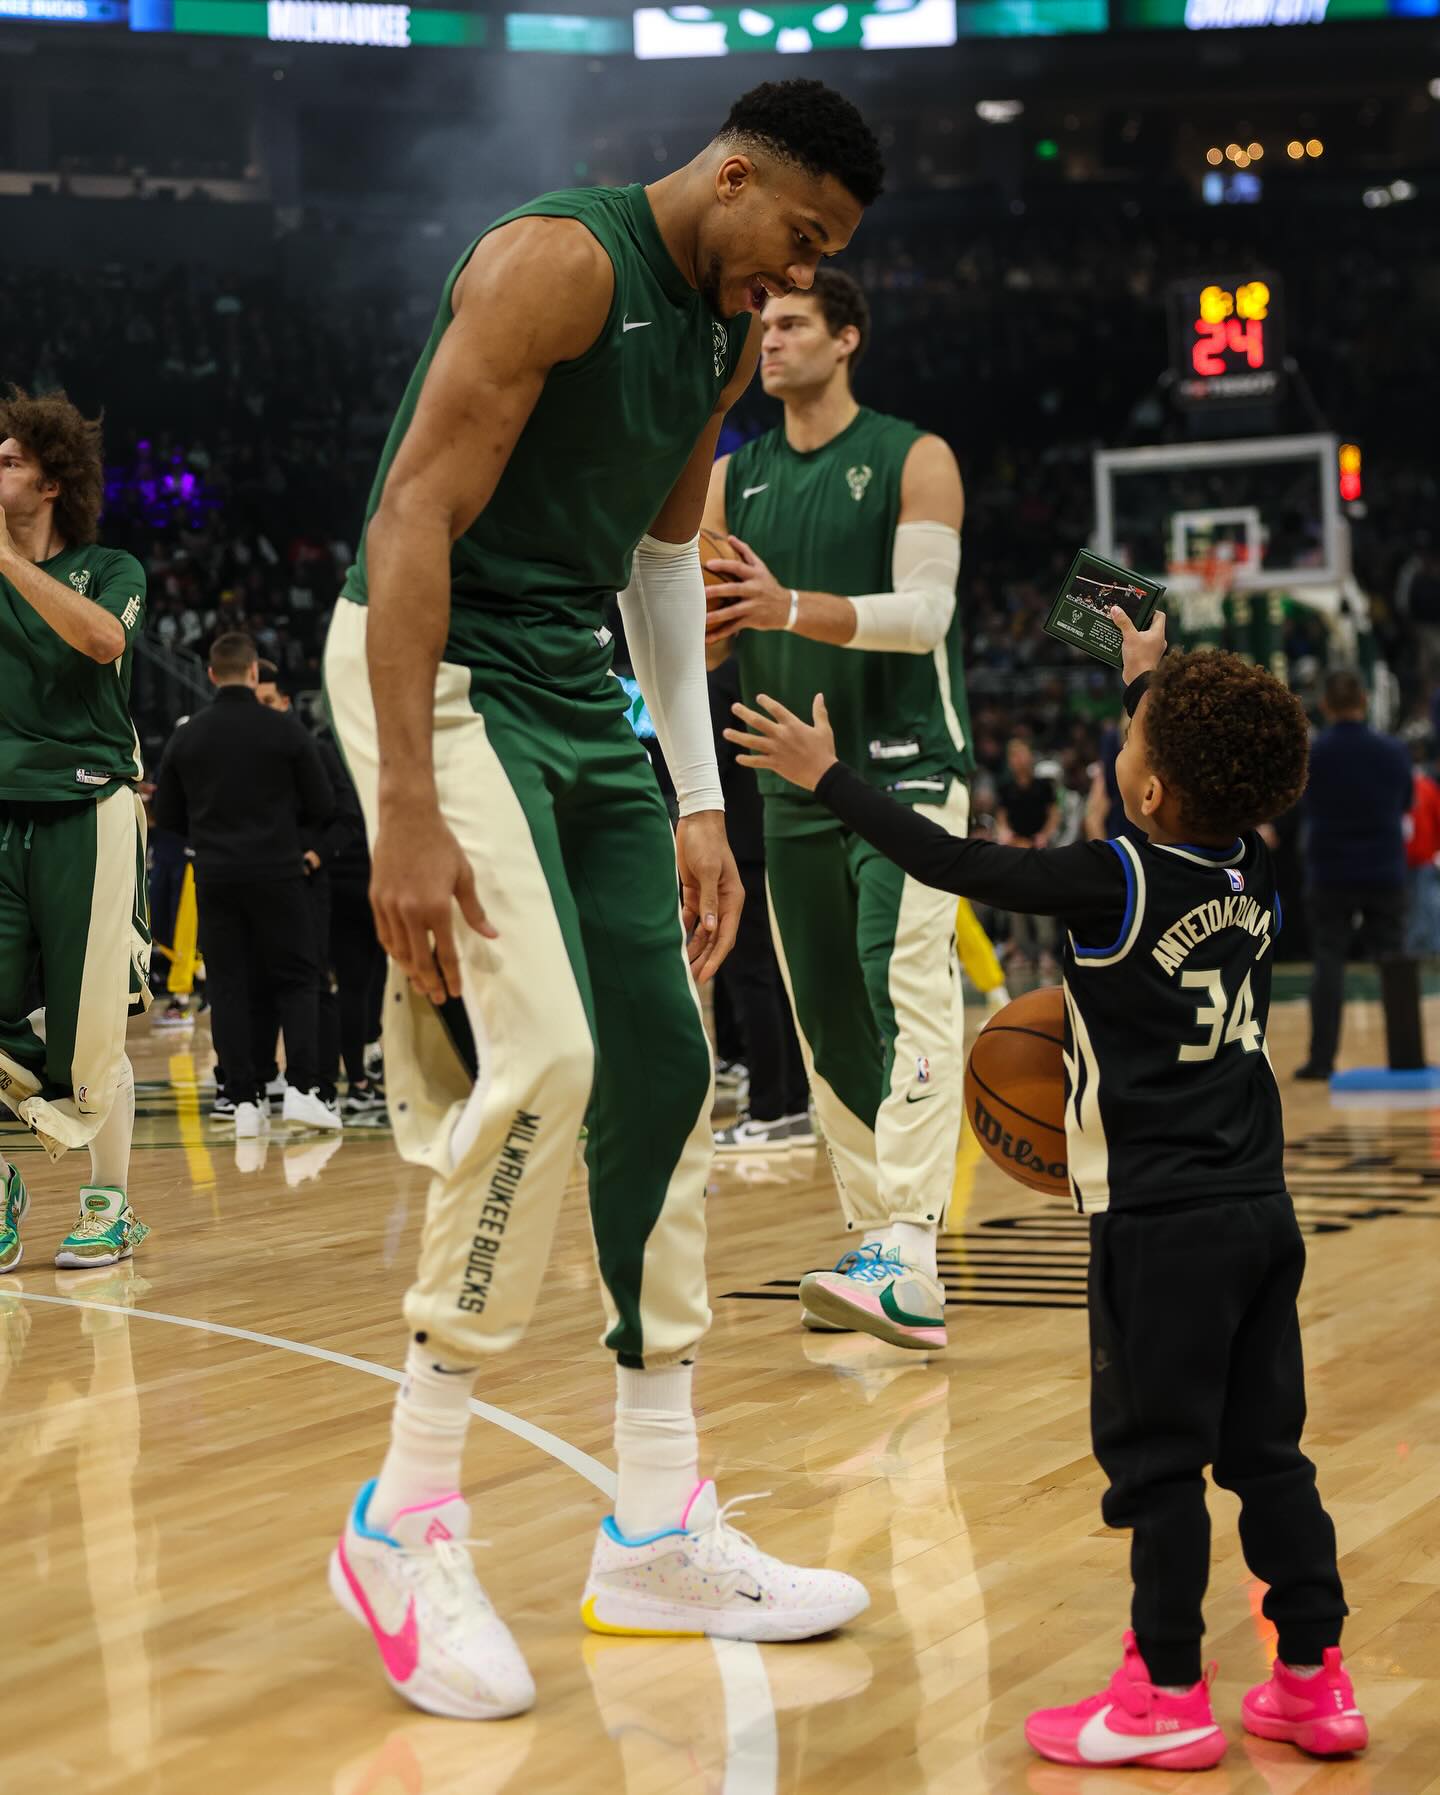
[1144,650,1309,837]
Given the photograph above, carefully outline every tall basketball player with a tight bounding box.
[703,270,970,1351]
[0,388,151,1275]
[322,82,882,1719]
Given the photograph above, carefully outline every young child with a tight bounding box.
[725,609,1368,1770]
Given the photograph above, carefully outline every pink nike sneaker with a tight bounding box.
[329,1479,534,1720]
[1025,1632,1227,1770]
[1242,1648,1369,1757]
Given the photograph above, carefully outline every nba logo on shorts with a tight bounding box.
[915,1056,931,1083]
[1226,868,1245,893]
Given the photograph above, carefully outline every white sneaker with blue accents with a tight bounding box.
[581,1480,869,1642]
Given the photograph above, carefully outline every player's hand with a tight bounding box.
[725,692,838,793]
[1111,605,1167,682]
[302,849,322,875]
[703,534,792,640]
[369,803,497,1004]
[675,809,744,983]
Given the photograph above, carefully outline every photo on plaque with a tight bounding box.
[1043,551,1165,670]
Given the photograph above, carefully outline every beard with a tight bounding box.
[699,251,725,314]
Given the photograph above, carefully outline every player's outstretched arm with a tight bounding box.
[728,692,1126,921]
[363,219,613,1003]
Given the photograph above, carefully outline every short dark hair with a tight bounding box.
[807,267,870,378]
[1323,668,1367,715]
[718,81,884,208]
[0,385,103,546]
[1145,651,1309,837]
[209,631,258,680]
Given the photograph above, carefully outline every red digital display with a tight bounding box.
[1168,275,1285,408]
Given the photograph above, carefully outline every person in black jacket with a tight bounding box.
[726,613,1369,1770]
[1295,669,1413,1080]
[256,662,384,1117]
[154,632,340,1136]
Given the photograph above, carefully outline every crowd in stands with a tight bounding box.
[2,196,1436,784]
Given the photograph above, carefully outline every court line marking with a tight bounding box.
[14,1291,615,1492]
[14,1290,781,1794]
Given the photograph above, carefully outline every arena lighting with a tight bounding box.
[1234,150,1251,167]
[976,99,1024,123]
[1363,187,1391,207]
[1287,139,1305,157]
[1430,78,1440,99]
[1225,142,1242,159]
[1305,137,1324,156]
[1247,141,1263,158]
[1390,178,1417,200]
[1207,147,1223,165]
[1338,442,1362,502]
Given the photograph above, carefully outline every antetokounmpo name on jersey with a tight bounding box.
[1151,893,1273,976]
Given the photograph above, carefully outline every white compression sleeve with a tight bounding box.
[617,532,724,817]
[845,521,962,655]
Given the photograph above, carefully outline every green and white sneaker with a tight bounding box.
[55,1187,149,1270]
[0,1165,28,1274]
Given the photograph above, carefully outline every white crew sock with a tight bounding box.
[88,1055,135,1194]
[1282,1663,1323,1678]
[368,1337,478,1527]
[613,1362,699,1538]
[884,1220,939,1280]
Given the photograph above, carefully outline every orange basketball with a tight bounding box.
[700,528,734,617]
[964,985,1069,1196]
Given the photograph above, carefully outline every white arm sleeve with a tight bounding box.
[617,531,724,818]
[844,521,962,654]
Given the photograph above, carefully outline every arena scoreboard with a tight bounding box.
[1167,274,1286,408]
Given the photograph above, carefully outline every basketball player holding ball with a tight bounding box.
[729,609,1370,1768]
[323,82,883,1720]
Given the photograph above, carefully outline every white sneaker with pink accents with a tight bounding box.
[329,1479,534,1720]
[581,1480,870,1642]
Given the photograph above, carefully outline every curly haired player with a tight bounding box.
[727,612,1369,1771]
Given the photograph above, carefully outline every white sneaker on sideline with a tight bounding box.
[234,1101,264,1139]
[283,1085,343,1132]
[581,1480,869,1642]
[713,1112,809,1154]
[266,1075,289,1100]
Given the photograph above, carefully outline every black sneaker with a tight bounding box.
[1293,1064,1332,1082]
[210,1094,236,1122]
[342,1082,386,1118]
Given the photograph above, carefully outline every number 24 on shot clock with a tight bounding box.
[1167,272,1286,408]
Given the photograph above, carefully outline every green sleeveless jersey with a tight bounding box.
[0,544,145,803]
[342,184,749,669]
[728,409,973,803]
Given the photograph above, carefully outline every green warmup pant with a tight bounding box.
[764,782,968,1232]
[0,788,151,1159]
[324,598,712,1369]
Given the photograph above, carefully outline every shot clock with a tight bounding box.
[1167,274,1286,409]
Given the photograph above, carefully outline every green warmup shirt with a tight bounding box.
[341,183,750,669]
[0,544,146,802]
[727,408,973,804]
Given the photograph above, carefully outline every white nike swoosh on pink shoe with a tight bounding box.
[1076,1706,1220,1764]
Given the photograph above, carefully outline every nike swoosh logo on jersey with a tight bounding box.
[338,1537,421,1684]
[623,317,652,332]
[905,1091,935,1104]
[1076,1706,1219,1765]
[742,484,769,498]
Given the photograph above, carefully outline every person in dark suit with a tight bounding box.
[1297,669,1414,1080]
[154,631,340,1135]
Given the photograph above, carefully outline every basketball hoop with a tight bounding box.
[1166,549,1238,642]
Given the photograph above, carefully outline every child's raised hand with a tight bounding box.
[725,692,838,793]
[1111,606,1168,683]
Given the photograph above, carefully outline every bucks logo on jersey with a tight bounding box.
[69,569,92,595]
[846,465,873,504]
[713,322,729,379]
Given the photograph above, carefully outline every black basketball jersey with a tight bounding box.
[1062,832,1285,1214]
[810,762,1289,1216]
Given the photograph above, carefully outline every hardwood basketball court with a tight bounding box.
[3,994,1437,1794]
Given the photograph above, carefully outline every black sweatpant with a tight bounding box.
[1306,882,1407,1073]
[198,877,322,1104]
[331,874,385,1086]
[716,859,807,1121]
[1089,1192,1347,1686]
